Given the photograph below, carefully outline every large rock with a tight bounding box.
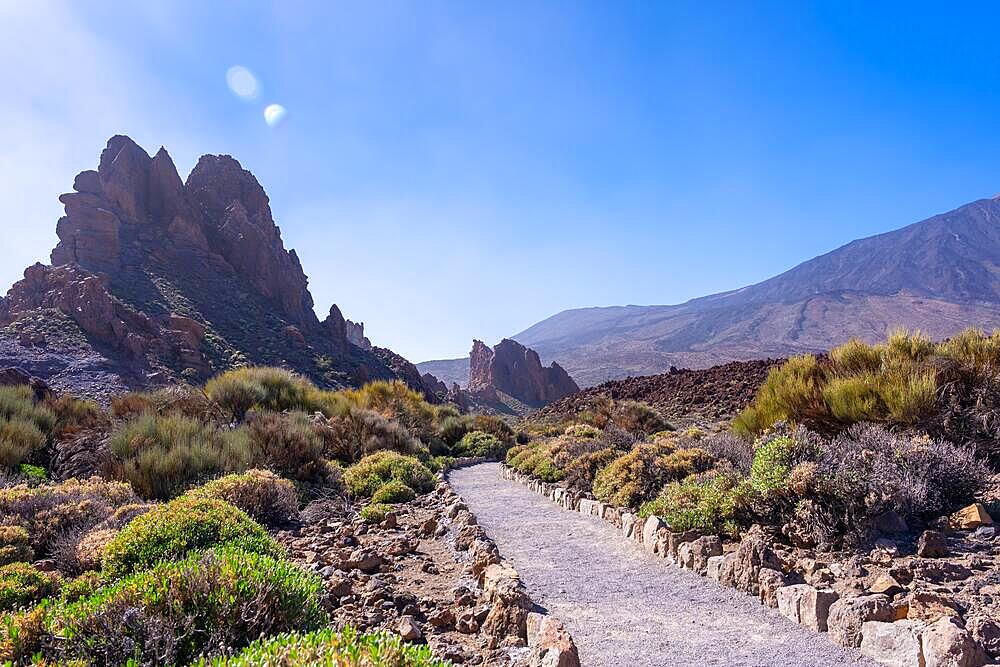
[951,504,994,530]
[641,516,667,555]
[718,525,782,595]
[468,338,579,406]
[526,613,581,667]
[923,617,985,667]
[776,584,839,632]
[677,535,723,574]
[827,594,893,647]
[861,620,926,667]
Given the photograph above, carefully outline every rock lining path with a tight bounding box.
[450,463,876,667]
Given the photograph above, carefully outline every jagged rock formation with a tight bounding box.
[0,135,411,398]
[467,339,579,406]
[345,319,371,350]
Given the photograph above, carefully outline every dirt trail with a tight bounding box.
[449,463,875,667]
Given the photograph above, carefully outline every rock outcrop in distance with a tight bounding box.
[0,135,440,399]
[467,338,579,407]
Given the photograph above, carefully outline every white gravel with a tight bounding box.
[449,463,877,667]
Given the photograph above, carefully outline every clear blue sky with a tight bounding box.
[3,1,1000,362]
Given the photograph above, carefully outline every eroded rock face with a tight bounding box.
[468,338,579,406]
[1,135,405,397]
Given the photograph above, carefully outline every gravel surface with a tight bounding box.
[449,463,876,667]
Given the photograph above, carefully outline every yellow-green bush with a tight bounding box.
[205,367,321,420]
[244,411,334,483]
[564,423,601,439]
[1,547,326,666]
[639,473,747,534]
[0,386,56,470]
[343,451,434,498]
[454,430,504,458]
[359,503,391,524]
[101,496,284,578]
[336,381,437,441]
[371,479,415,504]
[733,355,828,437]
[195,627,448,666]
[0,563,59,612]
[185,469,299,526]
[0,527,32,566]
[592,442,714,508]
[106,414,251,499]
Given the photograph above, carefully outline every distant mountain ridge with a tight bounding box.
[419,195,1000,387]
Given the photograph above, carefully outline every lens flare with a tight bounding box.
[226,66,259,101]
[263,103,288,127]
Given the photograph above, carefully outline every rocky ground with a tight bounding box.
[276,468,579,666]
[530,358,782,428]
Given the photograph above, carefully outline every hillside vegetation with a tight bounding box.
[0,366,517,666]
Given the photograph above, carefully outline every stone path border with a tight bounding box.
[441,458,581,666]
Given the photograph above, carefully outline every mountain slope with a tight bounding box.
[421,195,1000,388]
[0,136,421,399]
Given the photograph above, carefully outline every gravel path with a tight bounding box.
[449,463,876,667]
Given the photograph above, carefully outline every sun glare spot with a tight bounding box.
[263,103,288,127]
[226,65,259,101]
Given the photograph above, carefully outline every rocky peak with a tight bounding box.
[467,338,579,406]
[345,319,371,350]
[2,135,407,397]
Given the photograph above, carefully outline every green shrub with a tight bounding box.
[829,338,883,375]
[437,415,472,446]
[58,571,103,603]
[564,447,619,490]
[454,430,504,458]
[338,381,437,441]
[3,547,326,666]
[17,464,47,484]
[371,480,416,504]
[359,503,390,524]
[343,452,434,498]
[639,473,746,535]
[564,424,601,439]
[937,328,1000,376]
[733,355,828,437]
[205,367,321,420]
[822,375,882,423]
[0,477,137,560]
[0,563,59,612]
[611,400,670,436]
[0,419,46,469]
[531,457,564,482]
[244,411,334,483]
[592,442,714,508]
[325,407,422,463]
[185,469,299,526]
[101,496,284,578]
[471,414,516,445]
[876,366,937,423]
[749,436,797,495]
[106,414,251,499]
[0,386,55,434]
[196,627,449,666]
[0,527,32,566]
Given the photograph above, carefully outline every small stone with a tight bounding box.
[397,615,422,641]
[869,573,905,597]
[456,610,479,634]
[427,608,455,628]
[917,530,950,558]
[973,525,996,540]
[326,573,352,598]
[757,568,785,608]
[383,512,398,529]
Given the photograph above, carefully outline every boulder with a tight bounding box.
[641,516,666,555]
[526,613,581,667]
[917,530,951,558]
[677,535,723,574]
[757,568,785,608]
[951,504,994,530]
[922,617,985,667]
[827,594,893,647]
[706,554,728,582]
[966,615,1000,659]
[861,620,926,667]
[908,590,961,624]
[397,616,422,642]
[718,525,782,595]
[776,585,839,632]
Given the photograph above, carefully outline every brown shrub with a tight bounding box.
[324,407,421,463]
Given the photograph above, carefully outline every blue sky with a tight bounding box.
[3,2,1000,362]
